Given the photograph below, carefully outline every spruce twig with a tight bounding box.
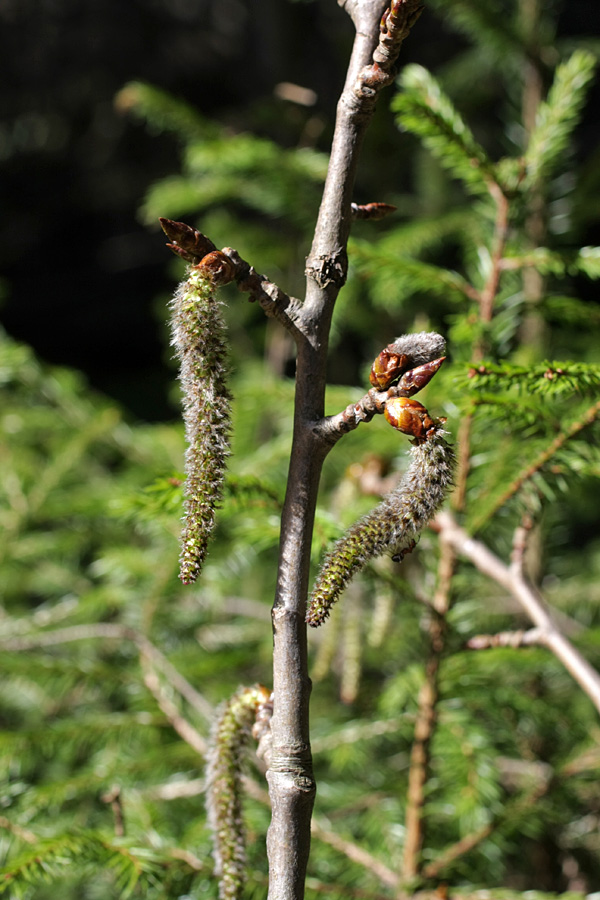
[402,532,455,882]
[466,628,545,650]
[471,396,600,531]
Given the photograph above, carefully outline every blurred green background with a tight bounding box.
[2,1,600,898]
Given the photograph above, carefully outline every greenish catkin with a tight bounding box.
[307,429,455,627]
[170,267,232,584]
[206,685,271,900]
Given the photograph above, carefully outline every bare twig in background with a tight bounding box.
[0,623,213,724]
[435,511,600,713]
[402,532,455,882]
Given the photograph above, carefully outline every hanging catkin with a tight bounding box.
[307,410,455,627]
[170,265,232,583]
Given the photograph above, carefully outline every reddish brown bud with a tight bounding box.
[370,349,410,389]
[384,397,441,442]
[396,357,446,396]
[369,333,446,391]
[351,202,397,221]
[159,218,216,263]
[194,251,236,285]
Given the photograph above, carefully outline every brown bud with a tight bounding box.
[384,397,441,442]
[350,201,397,221]
[159,218,216,263]
[369,333,446,391]
[370,349,410,390]
[194,250,236,285]
[395,357,446,396]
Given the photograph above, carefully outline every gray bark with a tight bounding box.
[265,3,389,899]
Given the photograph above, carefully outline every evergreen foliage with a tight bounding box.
[2,2,600,898]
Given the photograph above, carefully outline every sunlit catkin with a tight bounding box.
[307,423,455,627]
[170,267,232,583]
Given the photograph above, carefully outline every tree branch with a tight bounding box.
[266,3,423,897]
[159,218,305,340]
[221,246,306,340]
[435,511,600,713]
[313,356,446,445]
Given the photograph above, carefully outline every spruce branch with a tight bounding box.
[524,49,597,187]
[460,360,600,396]
[141,663,207,757]
[435,511,600,714]
[393,64,499,196]
[466,628,545,650]
[307,418,455,627]
[471,396,600,530]
[0,623,214,724]
[309,820,399,890]
[499,245,600,279]
[206,685,273,900]
[403,531,455,881]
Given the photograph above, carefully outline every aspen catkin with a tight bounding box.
[307,426,455,627]
[170,267,232,583]
[206,685,272,900]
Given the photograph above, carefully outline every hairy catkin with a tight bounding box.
[170,268,232,583]
[306,430,455,627]
[206,685,272,900]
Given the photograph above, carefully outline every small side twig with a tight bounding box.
[420,822,494,881]
[221,247,305,339]
[0,816,37,844]
[141,662,207,756]
[159,218,305,340]
[101,785,126,837]
[314,357,446,444]
[435,511,600,713]
[467,628,545,650]
[359,0,424,93]
[350,201,397,220]
[0,623,214,724]
[310,819,400,890]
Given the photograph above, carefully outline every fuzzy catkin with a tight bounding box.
[206,685,271,900]
[307,430,455,627]
[170,268,232,584]
[389,331,446,366]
